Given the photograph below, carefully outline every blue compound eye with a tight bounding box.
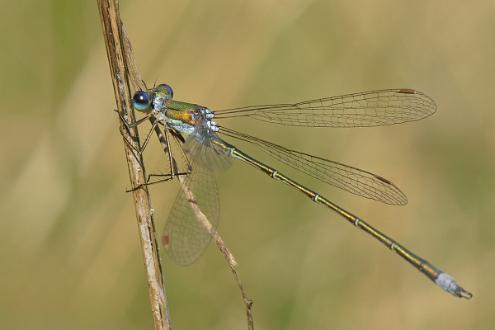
[158,83,173,99]
[132,91,151,112]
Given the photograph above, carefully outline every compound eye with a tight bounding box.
[158,83,174,99]
[132,91,151,112]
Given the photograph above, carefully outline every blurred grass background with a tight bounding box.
[1,0,493,329]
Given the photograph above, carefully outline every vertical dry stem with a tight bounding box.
[97,1,171,329]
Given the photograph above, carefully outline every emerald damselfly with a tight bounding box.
[130,84,471,299]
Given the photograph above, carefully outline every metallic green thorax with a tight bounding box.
[156,99,218,138]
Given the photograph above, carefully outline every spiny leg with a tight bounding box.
[116,112,171,190]
[115,109,152,156]
[126,115,194,192]
[163,127,177,178]
[126,171,191,192]
[127,119,192,192]
[117,123,146,168]
[150,117,192,181]
[139,117,159,154]
[115,108,151,131]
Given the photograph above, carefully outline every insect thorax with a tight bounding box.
[155,103,219,139]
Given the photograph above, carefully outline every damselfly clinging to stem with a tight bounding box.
[130,83,472,299]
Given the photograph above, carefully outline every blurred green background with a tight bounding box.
[1,0,493,329]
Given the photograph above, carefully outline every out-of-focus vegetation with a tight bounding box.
[1,1,493,329]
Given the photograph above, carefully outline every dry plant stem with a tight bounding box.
[97,1,171,329]
[152,122,254,330]
[178,176,254,330]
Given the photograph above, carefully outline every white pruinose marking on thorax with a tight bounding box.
[435,272,460,295]
[152,93,166,111]
[201,108,219,132]
[186,107,219,143]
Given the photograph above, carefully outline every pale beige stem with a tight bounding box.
[97,1,170,329]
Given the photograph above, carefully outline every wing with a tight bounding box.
[215,89,436,127]
[162,163,219,266]
[219,127,407,205]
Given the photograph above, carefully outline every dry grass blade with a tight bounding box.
[96,0,170,329]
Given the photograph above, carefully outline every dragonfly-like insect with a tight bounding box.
[130,83,472,299]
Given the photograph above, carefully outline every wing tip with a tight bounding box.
[396,88,438,116]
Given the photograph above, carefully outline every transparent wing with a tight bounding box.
[183,134,232,172]
[162,163,219,266]
[220,127,407,205]
[215,89,436,127]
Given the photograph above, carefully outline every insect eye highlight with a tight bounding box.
[132,91,151,112]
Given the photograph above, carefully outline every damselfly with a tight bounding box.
[131,84,472,299]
